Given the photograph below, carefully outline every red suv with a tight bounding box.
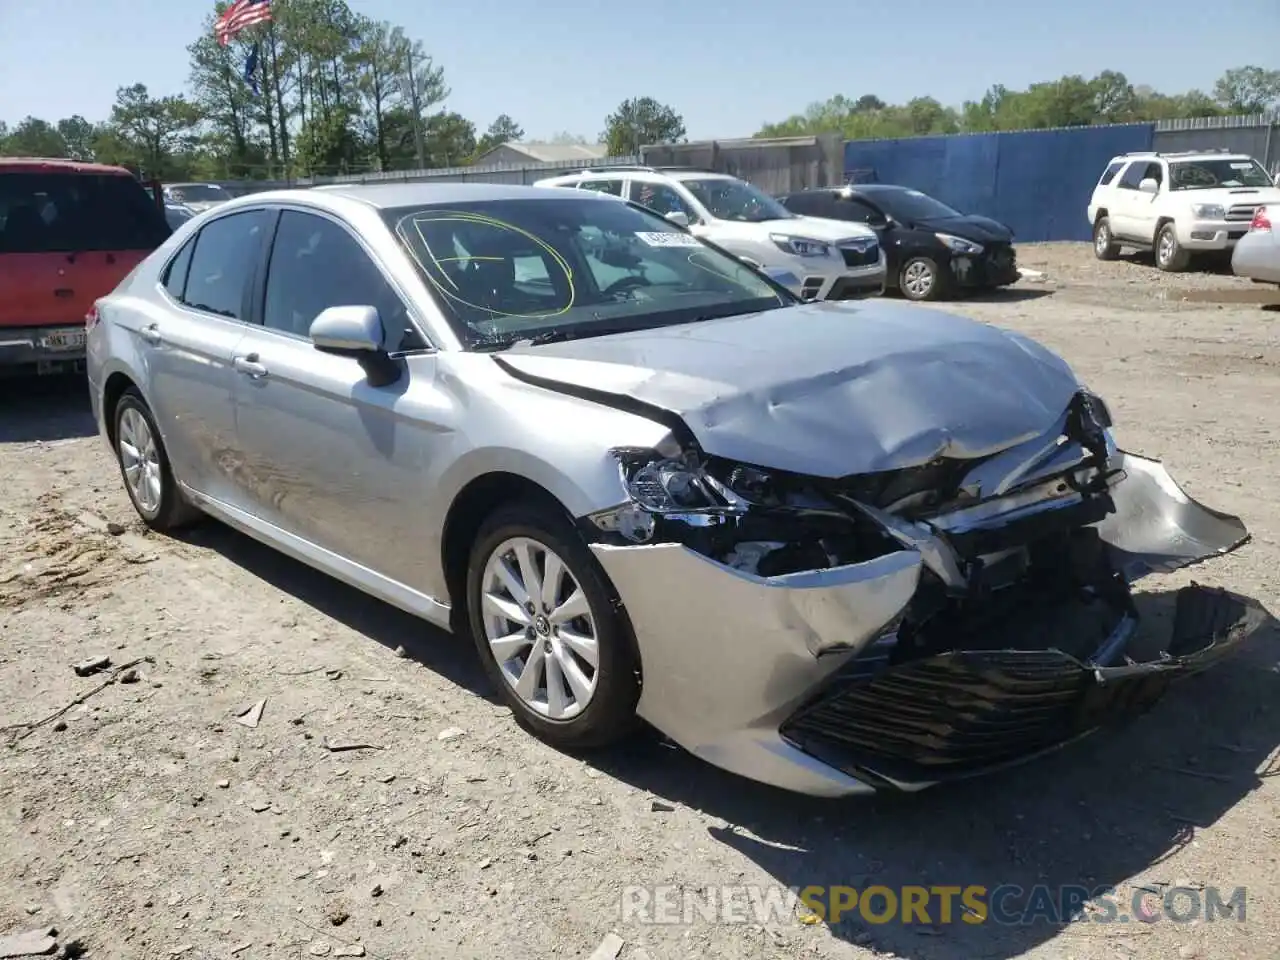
[0,158,172,377]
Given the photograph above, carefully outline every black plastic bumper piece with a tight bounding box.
[779,584,1267,789]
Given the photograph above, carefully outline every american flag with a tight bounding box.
[215,0,272,46]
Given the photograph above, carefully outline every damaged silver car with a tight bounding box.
[87,183,1264,797]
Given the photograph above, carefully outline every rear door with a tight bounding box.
[146,208,272,505]
[0,168,171,335]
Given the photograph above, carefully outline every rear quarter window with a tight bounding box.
[0,170,171,254]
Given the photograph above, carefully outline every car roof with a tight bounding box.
[212,181,619,215]
[1108,151,1253,163]
[0,157,136,176]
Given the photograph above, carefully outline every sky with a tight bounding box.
[0,0,1277,143]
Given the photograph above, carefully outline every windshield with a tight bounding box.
[0,172,171,254]
[384,196,792,350]
[679,177,794,223]
[871,188,962,222]
[168,184,230,203]
[1168,158,1273,191]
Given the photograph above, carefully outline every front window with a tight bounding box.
[678,177,794,223]
[871,189,962,222]
[1168,158,1273,191]
[167,184,231,204]
[385,196,793,350]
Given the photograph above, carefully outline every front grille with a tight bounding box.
[1226,204,1261,222]
[839,242,880,268]
[986,243,1016,270]
[780,647,1171,787]
[826,276,881,300]
[780,583,1259,788]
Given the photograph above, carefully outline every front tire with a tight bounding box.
[899,256,947,301]
[1155,222,1191,272]
[1093,217,1121,260]
[466,501,640,749]
[112,389,202,532]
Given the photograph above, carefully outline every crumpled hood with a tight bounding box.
[496,300,1082,477]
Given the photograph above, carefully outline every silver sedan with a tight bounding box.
[1231,205,1280,284]
[87,183,1265,797]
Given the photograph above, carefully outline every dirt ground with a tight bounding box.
[2,242,1278,960]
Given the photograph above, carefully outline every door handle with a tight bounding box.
[140,322,162,345]
[233,353,268,379]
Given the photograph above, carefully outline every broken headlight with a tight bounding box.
[588,448,753,544]
[609,447,748,515]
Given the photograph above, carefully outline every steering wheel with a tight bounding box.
[601,274,651,298]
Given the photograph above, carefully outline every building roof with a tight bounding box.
[473,142,610,165]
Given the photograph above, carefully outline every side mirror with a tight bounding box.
[665,210,690,227]
[1138,178,1160,195]
[309,305,400,387]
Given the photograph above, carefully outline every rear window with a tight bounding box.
[0,171,172,254]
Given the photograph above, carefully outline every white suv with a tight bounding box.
[1087,150,1280,271]
[534,166,885,299]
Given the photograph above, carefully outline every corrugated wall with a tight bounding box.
[1153,115,1279,174]
[844,123,1155,242]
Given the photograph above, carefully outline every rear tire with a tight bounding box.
[1093,217,1121,260]
[112,389,202,532]
[1155,222,1191,272]
[465,500,641,750]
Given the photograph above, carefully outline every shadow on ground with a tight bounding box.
[589,593,1280,960]
[0,374,96,443]
[1121,250,1237,276]
[177,520,495,701]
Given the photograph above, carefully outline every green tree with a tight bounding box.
[1213,66,1280,114]
[421,111,475,167]
[0,117,68,157]
[602,97,685,155]
[105,84,199,177]
[474,114,524,159]
[56,116,96,160]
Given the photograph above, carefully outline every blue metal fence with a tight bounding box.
[843,124,1156,242]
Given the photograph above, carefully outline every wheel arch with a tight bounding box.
[102,370,141,447]
[440,469,645,687]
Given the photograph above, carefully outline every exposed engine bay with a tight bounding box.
[588,390,1150,662]
[584,387,1261,788]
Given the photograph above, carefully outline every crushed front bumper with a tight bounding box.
[780,583,1265,790]
[593,452,1265,797]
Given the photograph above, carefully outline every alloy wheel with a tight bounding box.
[1095,225,1110,253]
[480,536,600,720]
[118,406,163,515]
[1157,230,1175,267]
[903,260,935,298]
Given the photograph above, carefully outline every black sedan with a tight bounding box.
[778,184,1019,301]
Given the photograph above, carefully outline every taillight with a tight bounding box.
[1250,207,1272,233]
[85,305,100,330]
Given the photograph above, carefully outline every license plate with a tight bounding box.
[39,329,87,352]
